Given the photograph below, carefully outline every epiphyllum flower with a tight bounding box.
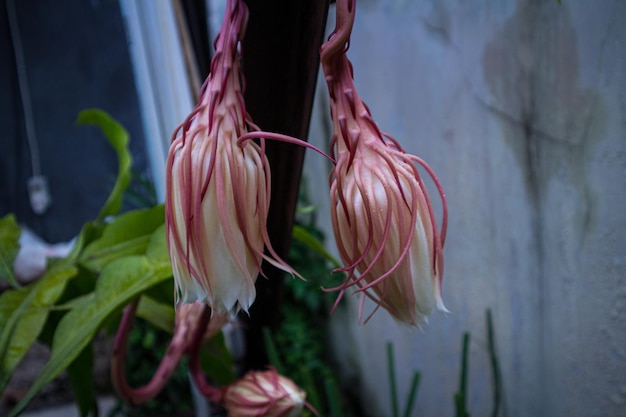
[222,369,307,417]
[165,0,294,315]
[321,0,448,326]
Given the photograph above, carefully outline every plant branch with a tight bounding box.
[111,298,187,404]
[187,304,224,404]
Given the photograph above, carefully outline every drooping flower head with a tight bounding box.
[165,0,294,315]
[222,369,307,417]
[322,0,448,326]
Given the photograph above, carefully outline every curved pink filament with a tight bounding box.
[238,131,336,165]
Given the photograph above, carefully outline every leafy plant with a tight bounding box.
[0,110,232,417]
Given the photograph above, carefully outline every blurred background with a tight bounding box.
[1,1,625,417]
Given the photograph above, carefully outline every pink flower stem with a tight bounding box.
[320,0,355,65]
[187,304,225,404]
[111,298,188,404]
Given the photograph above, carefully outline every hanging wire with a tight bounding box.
[6,0,41,177]
[6,0,51,215]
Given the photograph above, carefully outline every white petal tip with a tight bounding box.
[436,297,450,314]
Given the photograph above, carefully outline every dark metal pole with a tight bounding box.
[241,0,330,370]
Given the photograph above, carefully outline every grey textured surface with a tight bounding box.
[304,1,626,416]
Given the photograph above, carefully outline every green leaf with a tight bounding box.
[0,289,31,384]
[80,205,165,271]
[145,224,169,265]
[403,371,421,417]
[7,230,172,417]
[262,327,285,374]
[487,309,502,417]
[76,109,132,222]
[454,332,471,417]
[324,377,343,417]
[0,264,78,392]
[295,205,317,215]
[387,342,400,417]
[300,367,322,414]
[67,344,96,417]
[0,214,21,288]
[199,332,236,386]
[65,222,103,263]
[292,225,341,269]
[142,278,175,307]
[136,295,175,334]
[54,292,95,311]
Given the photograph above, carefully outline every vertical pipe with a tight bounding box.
[241,0,330,370]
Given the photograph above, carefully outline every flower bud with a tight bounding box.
[321,5,448,326]
[165,0,293,315]
[222,369,305,417]
[331,132,447,326]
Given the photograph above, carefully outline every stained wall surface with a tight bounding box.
[303,1,626,416]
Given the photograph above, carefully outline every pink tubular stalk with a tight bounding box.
[321,0,448,326]
[186,303,226,404]
[111,300,225,405]
[111,299,173,404]
[111,299,191,404]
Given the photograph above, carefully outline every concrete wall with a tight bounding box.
[303,1,626,416]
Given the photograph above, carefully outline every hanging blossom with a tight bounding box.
[222,368,308,417]
[321,0,448,327]
[165,0,297,315]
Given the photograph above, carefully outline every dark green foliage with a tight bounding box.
[263,217,362,417]
[387,342,421,417]
[285,223,340,315]
[454,333,471,417]
[0,214,21,289]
